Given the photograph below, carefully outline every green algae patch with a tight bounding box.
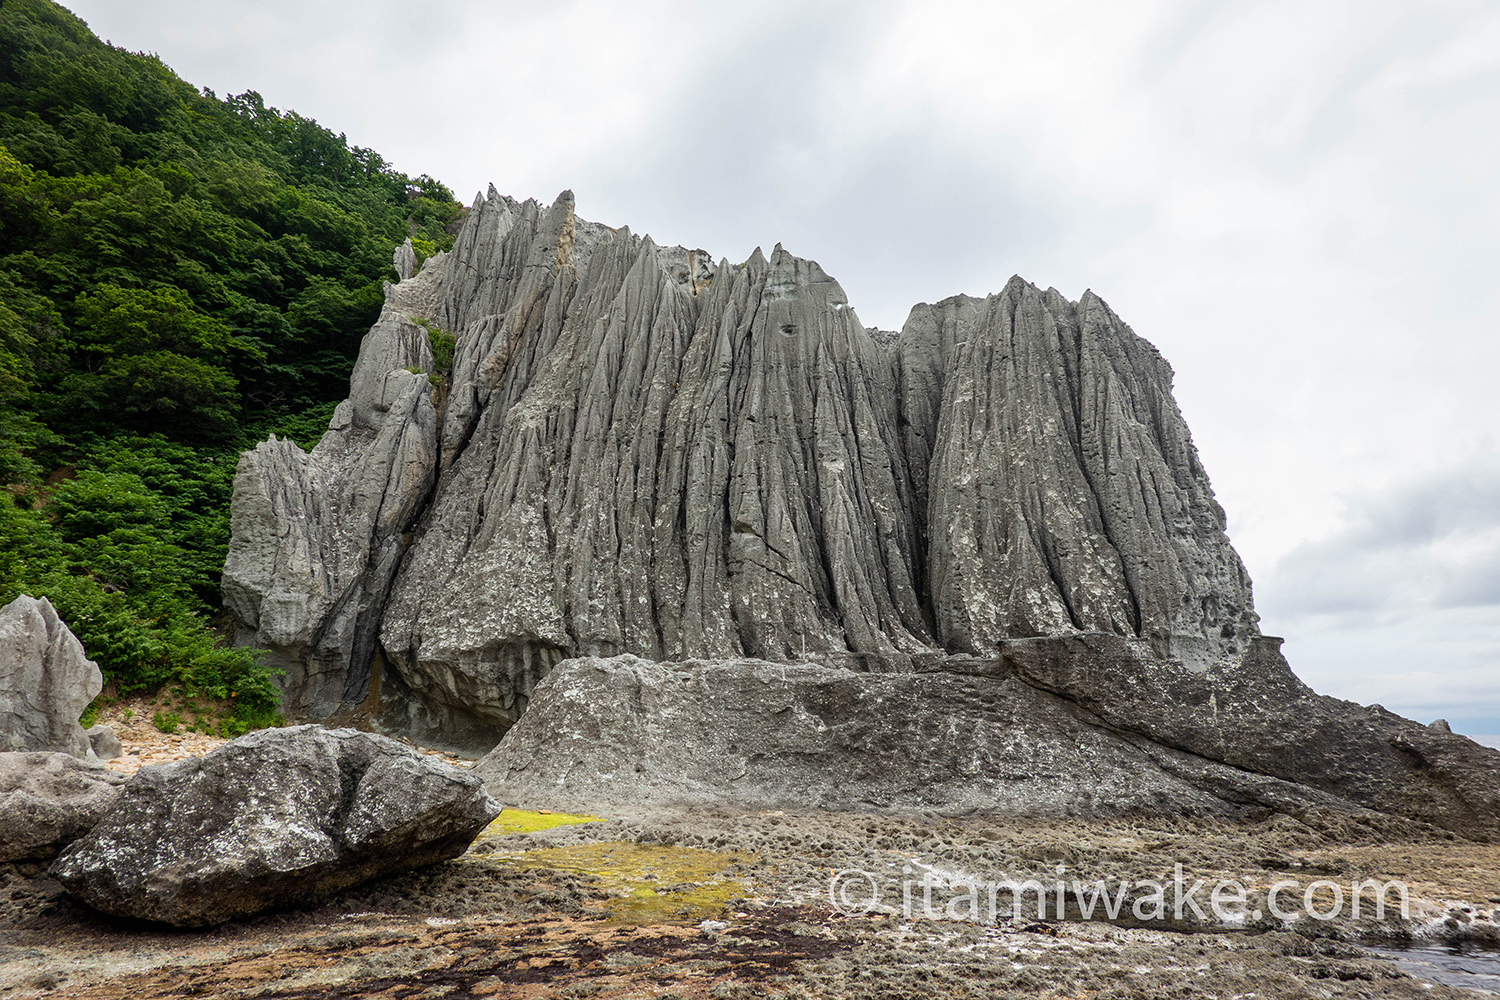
[488,841,754,924]
[478,808,603,837]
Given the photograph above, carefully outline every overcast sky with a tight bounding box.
[64,0,1500,737]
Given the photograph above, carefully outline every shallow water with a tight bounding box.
[1366,942,1500,994]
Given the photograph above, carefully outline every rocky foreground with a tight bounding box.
[3,726,1499,999]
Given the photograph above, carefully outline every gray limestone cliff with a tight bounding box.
[222,188,1260,730]
[900,288,1258,670]
[222,187,1496,836]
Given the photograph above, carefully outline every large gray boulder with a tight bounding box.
[476,651,1500,838]
[0,595,102,757]
[0,751,126,861]
[50,725,501,927]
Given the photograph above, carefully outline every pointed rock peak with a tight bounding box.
[1078,290,1126,329]
[541,192,576,229]
[746,247,768,269]
[487,183,501,202]
[471,191,486,211]
[393,238,416,282]
[537,192,578,270]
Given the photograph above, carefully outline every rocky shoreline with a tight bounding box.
[3,723,1498,999]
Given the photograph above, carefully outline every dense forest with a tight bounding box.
[0,0,462,730]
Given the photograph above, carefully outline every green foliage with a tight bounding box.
[0,1,463,730]
[427,324,456,373]
[413,317,455,381]
[152,709,179,734]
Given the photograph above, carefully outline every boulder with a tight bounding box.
[0,751,126,861]
[85,724,121,760]
[50,725,501,927]
[476,651,1500,839]
[0,595,102,757]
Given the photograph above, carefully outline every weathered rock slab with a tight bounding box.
[476,650,1500,838]
[50,725,501,927]
[474,655,1344,820]
[0,595,102,757]
[0,752,126,861]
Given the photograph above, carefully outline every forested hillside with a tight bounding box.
[0,0,462,730]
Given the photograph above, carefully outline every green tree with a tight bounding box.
[0,0,462,729]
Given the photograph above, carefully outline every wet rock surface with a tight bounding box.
[49,725,500,927]
[0,595,103,758]
[0,752,125,861]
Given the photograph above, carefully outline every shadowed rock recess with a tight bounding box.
[225,189,1500,836]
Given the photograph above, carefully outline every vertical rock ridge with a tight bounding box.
[901,276,1257,670]
[222,246,444,714]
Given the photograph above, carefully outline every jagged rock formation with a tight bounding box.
[0,595,103,758]
[899,291,1257,669]
[50,726,500,927]
[227,188,1253,734]
[224,187,1500,836]
[221,245,442,715]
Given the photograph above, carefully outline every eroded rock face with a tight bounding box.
[0,752,126,861]
[899,288,1258,670]
[0,595,103,757]
[379,205,933,740]
[49,725,500,927]
[221,259,442,715]
[222,187,1500,836]
[229,187,1252,738]
[475,650,1500,839]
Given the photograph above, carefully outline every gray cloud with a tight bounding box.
[1262,448,1500,623]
